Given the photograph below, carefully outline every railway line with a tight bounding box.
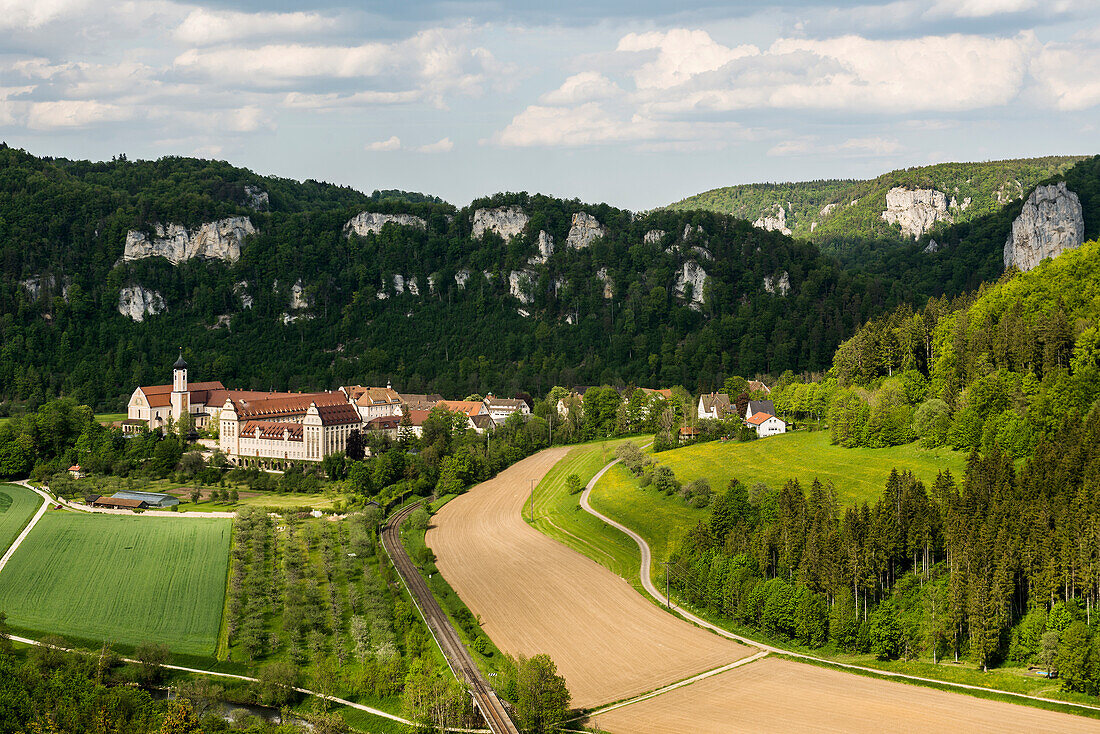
[381,500,519,734]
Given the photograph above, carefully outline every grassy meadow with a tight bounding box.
[0,483,44,556]
[0,512,230,655]
[528,438,643,581]
[654,431,966,507]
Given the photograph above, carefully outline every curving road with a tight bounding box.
[579,455,1100,720]
[0,482,49,574]
[381,501,519,734]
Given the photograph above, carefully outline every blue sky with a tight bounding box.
[0,0,1097,210]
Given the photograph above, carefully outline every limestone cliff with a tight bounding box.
[1003,182,1085,272]
[118,285,165,322]
[763,272,791,296]
[644,229,666,245]
[674,261,708,311]
[123,217,254,264]
[881,188,951,238]
[529,230,554,265]
[565,212,606,249]
[472,206,528,240]
[234,281,253,309]
[282,280,312,323]
[508,270,536,305]
[753,204,792,236]
[596,268,613,299]
[244,185,269,211]
[20,275,68,302]
[344,211,427,237]
[455,270,471,289]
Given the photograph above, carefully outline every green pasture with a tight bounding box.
[0,512,230,655]
[654,431,966,507]
[0,483,43,556]
[528,438,643,581]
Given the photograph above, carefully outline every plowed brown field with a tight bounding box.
[426,448,754,708]
[595,656,1100,733]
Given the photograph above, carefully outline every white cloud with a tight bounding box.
[173,8,337,46]
[539,72,621,105]
[929,0,1036,18]
[617,29,757,91]
[25,99,133,129]
[366,136,402,151]
[837,136,902,155]
[1031,44,1100,110]
[0,0,91,30]
[417,137,453,153]
[768,138,815,156]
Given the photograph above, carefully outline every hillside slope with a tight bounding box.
[0,147,901,411]
[669,157,1085,256]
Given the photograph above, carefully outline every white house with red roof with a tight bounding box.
[746,411,786,437]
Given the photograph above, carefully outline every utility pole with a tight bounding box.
[660,561,671,608]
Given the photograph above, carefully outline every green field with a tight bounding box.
[0,483,43,556]
[654,431,967,506]
[0,512,230,655]
[529,438,643,581]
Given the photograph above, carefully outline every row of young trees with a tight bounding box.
[667,402,1100,689]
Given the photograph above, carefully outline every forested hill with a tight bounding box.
[668,157,1086,259]
[0,146,903,412]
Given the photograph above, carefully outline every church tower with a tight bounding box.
[170,350,190,428]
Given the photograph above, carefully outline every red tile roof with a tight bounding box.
[436,400,485,418]
[315,403,363,426]
[241,421,304,441]
[366,416,401,431]
[746,412,775,426]
[234,392,349,419]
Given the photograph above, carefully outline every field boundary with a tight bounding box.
[0,483,48,573]
[577,454,1100,718]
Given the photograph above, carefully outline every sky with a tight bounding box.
[0,0,1098,210]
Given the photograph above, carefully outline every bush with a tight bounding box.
[565,473,584,495]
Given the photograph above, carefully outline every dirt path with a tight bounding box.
[579,455,1100,732]
[426,448,754,709]
[0,483,48,573]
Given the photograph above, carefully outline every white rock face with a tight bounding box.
[289,280,309,310]
[118,285,165,322]
[428,273,439,293]
[345,211,427,237]
[924,239,939,254]
[996,180,1024,205]
[810,222,818,232]
[472,206,528,240]
[21,275,68,302]
[566,212,606,249]
[596,267,613,299]
[517,308,531,318]
[123,217,254,265]
[234,281,253,309]
[552,276,565,296]
[753,204,792,236]
[1003,182,1084,272]
[455,270,471,288]
[881,188,951,239]
[950,196,972,212]
[244,185,269,210]
[530,230,554,264]
[674,261,708,311]
[819,203,838,217]
[644,229,666,245]
[508,270,536,304]
[406,277,420,296]
[681,224,704,241]
[763,271,791,296]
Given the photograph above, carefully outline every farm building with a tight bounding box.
[92,496,149,510]
[110,490,180,508]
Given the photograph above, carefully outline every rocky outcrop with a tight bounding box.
[763,272,791,296]
[674,261,707,311]
[244,185,269,210]
[529,230,554,265]
[881,188,951,239]
[282,280,311,323]
[345,211,427,237]
[681,224,704,241]
[472,206,528,240]
[20,275,68,302]
[455,270,471,289]
[819,203,838,217]
[565,212,606,249]
[234,281,253,309]
[118,285,165,322]
[996,180,1024,205]
[923,239,939,254]
[508,270,536,304]
[596,268,613,299]
[644,229,666,245]
[753,204,792,236]
[949,196,971,211]
[1003,182,1084,272]
[123,217,254,264]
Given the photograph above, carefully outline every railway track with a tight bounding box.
[381,501,520,734]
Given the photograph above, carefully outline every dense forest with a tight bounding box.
[9,148,1093,414]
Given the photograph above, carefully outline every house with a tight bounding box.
[68,464,85,479]
[697,392,732,420]
[343,384,404,420]
[401,409,433,439]
[678,426,701,443]
[398,393,444,411]
[365,415,402,440]
[556,391,584,417]
[484,394,531,424]
[744,400,776,421]
[746,412,786,438]
[436,400,488,419]
[470,414,496,434]
[748,380,771,395]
